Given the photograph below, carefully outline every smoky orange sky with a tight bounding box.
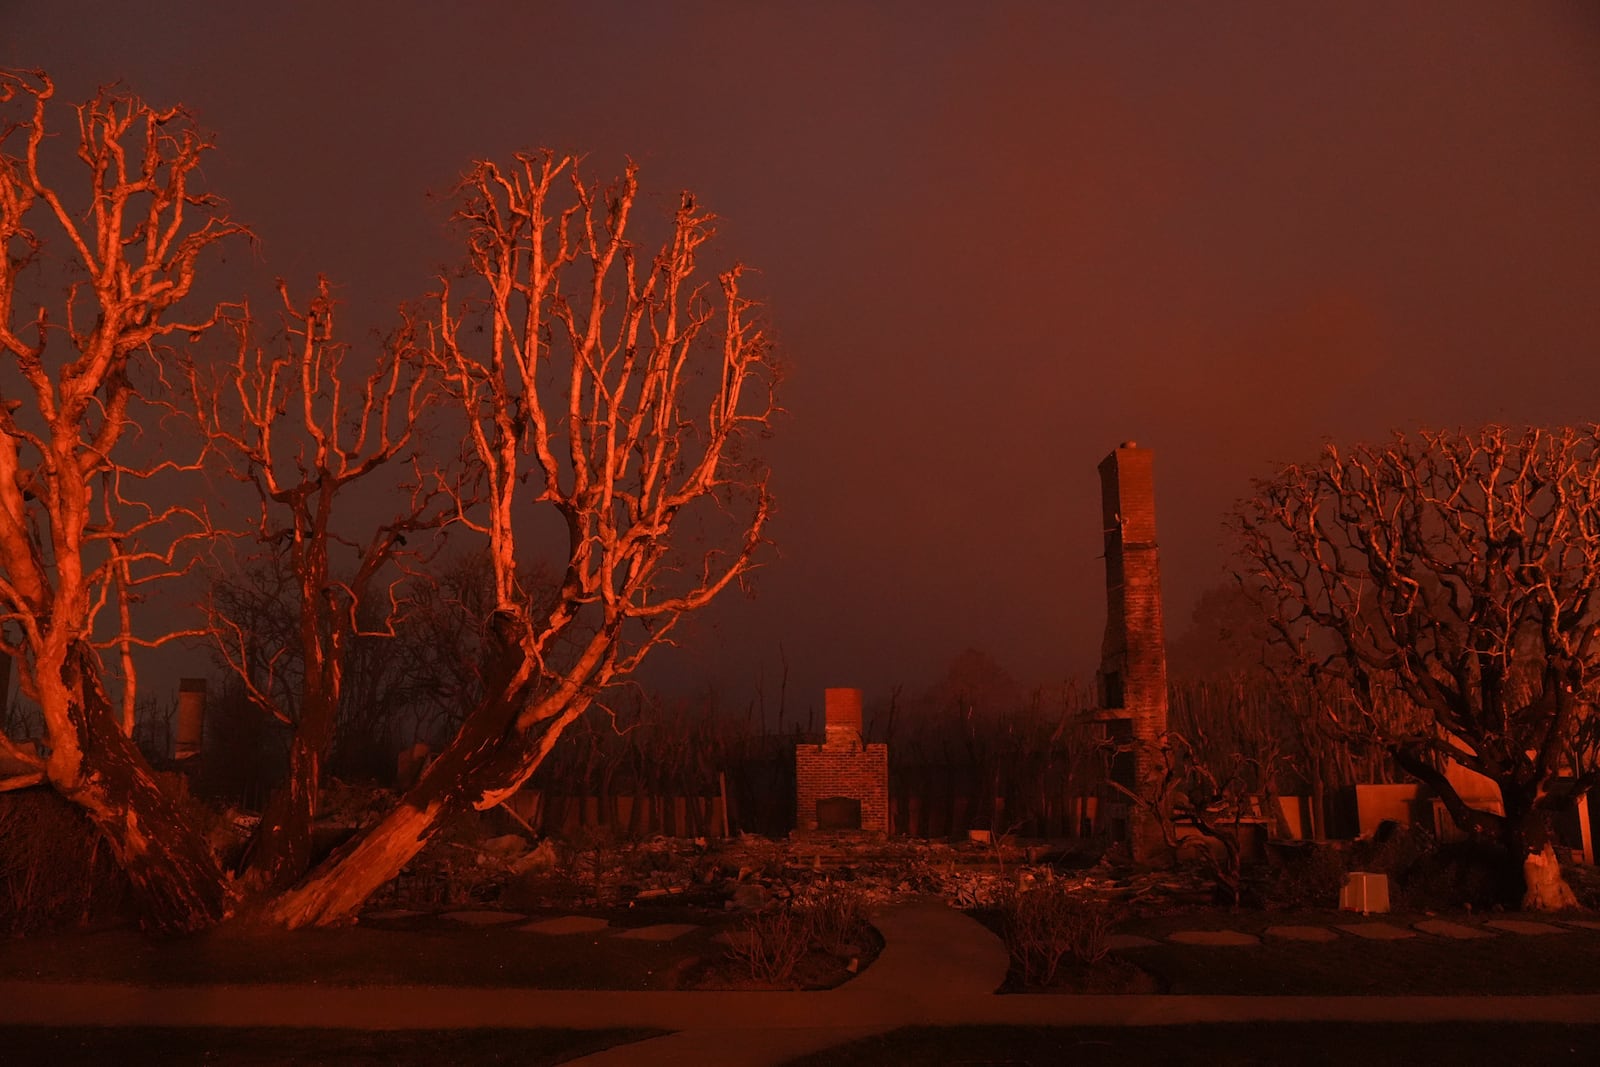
[8,2,1600,714]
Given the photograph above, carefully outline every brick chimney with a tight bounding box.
[823,687,864,748]
[1097,442,1170,863]
[795,687,889,836]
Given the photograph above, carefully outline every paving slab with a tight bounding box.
[1264,925,1338,943]
[1168,930,1260,946]
[521,915,611,936]
[1414,919,1493,940]
[1105,933,1160,950]
[1335,923,1415,940]
[1485,919,1567,936]
[442,910,526,926]
[612,923,700,942]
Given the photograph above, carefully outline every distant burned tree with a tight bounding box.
[270,153,777,926]
[1105,729,1280,906]
[0,72,243,929]
[192,279,448,895]
[199,546,525,783]
[1234,427,1600,907]
[390,547,560,741]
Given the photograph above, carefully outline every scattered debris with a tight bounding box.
[514,838,562,874]
[480,834,530,858]
[336,788,1279,920]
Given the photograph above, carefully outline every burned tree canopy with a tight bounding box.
[0,71,778,932]
[265,153,778,928]
[1234,426,1600,903]
[0,72,246,930]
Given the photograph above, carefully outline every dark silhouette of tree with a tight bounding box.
[1234,426,1600,906]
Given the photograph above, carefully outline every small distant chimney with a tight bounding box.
[823,687,863,747]
[176,677,206,760]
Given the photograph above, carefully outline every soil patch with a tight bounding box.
[682,920,885,991]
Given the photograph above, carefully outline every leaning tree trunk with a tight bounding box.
[267,772,458,928]
[268,645,553,928]
[240,694,337,898]
[49,648,231,932]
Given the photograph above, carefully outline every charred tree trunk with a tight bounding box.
[268,648,537,928]
[241,692,337,898]
[51,648,231,932]
[1500,787,1578,910]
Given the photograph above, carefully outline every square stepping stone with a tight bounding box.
[613,922,700,941]
[443,910,526,926]
[1335,922,1414,940]
[521,915,611,935]
[1104,933,1159,950]
[1264,925,1338,942]
[1485,919,1566,936]
[1168,929,1260,946]
[1414,919,1493,940]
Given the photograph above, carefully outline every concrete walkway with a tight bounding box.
[5,900,1600,1066]
[565,899,1012,1065]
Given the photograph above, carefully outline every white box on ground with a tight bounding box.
[1339,871,1390,914]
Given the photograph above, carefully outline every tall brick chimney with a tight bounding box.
[1097,442,1170,863]
[823,687,863,747]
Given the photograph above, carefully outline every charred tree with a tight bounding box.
[0,73,243,930]
[1234,427,1600,907]
[194,280,445,898]
[269,155,776,927]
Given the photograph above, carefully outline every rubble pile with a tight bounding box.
[268,784,1224,915]
[358,819,1218,914]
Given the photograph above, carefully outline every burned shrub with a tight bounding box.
[720,881,874,988]
[796,879,868,955]
[1000,880,1122,986]
[1259,842,1348,910]
[725,908,813,985]
[0,790,132,935]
